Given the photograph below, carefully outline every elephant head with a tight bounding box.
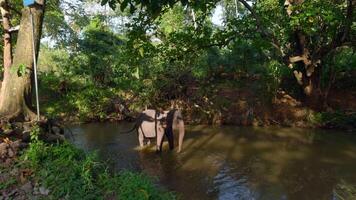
[137,109,185,153]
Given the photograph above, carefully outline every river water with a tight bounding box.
[68,123,356,200]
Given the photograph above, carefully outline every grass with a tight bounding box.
[18,141,176,200]
[0,174,17,191]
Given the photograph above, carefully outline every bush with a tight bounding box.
[310,111,356,130]
[66,86,115,121]
[40,72,122,121]
[22,141,176,200]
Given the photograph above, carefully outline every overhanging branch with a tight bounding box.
[237,0,284,57]
[317,0,353,58]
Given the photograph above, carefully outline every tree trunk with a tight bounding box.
[290,32,322,109]
[0,2,45,121]
[301,64,323,109]
[285,1,323,109]
[0,0,13,72]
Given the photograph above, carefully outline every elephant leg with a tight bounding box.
[165,128,174,150]
[156,127,165,152]
[138,129,144,148]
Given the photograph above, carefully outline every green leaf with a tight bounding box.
[133,67,140,79]
[129,3,135,14]
[18,64,28,76]
[10,63,28,77]
[139,47,144,57]
[120,0,128,12]
[109,1,117,10]
[101,0,109,6]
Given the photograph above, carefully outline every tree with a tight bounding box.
[254,0,354,108]
[0,0,13,73]
[77,17,124,86]
[43,0,89,48]
[0,0,46,120]
[101,0,354,109]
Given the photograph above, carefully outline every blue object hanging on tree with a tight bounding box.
[23,0,36,7]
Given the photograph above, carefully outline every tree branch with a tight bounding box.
[318,0,353,58]
[341,0,353,42]
[237,0,284,57]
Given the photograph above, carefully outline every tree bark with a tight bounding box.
[290,30,323,109]
[0,1,45,121]
[0,0,13,73]
[284,0,324,108]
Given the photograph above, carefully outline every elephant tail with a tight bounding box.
[118,125,137,134]
[118,114,142,134]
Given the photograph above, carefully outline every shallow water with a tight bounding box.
[68,123,356,200]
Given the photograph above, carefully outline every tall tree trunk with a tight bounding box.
[285,0,323,109]
[0,0,12,73]
[0,1,45,121]
[293,31,322,107]
[301,64,323,109]
[290,48,323,109]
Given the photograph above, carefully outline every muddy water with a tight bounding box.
[68,123,356,200]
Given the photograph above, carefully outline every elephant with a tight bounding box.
[126,109,185,153]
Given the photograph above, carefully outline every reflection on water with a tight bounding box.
[68,123,356,200]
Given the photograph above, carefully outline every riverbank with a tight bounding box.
[0,125,176,200]
[40,83,356,132]
[38,66,356,132]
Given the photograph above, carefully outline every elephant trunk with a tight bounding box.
[177,120,185,153]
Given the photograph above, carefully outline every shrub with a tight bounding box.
[310,111,356,130]
[22,142,176,200]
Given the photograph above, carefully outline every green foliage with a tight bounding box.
[23,141,48,169]
[39,72,120,121]
[102,0,216,15]
[38,46,69,73]
[310,111,356,130]
[322,47,356,89]
[0,176,17,191]
[290,0,345,36]
[35,0,355,126]
[10,64,28,77]
[159,5,186,36]
[68,86,115,120]
[112,171,176,200]
[43,0,88,47]
[30,124,41,142]
[39,1,289,122]
[22,142,175,199]
[78,17,125,85]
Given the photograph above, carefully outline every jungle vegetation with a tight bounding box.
[0,0,354,125]
[0,0,355,199]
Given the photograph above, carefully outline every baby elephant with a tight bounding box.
[136,109,185,153]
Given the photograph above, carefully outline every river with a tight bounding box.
[67,123,356,200]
